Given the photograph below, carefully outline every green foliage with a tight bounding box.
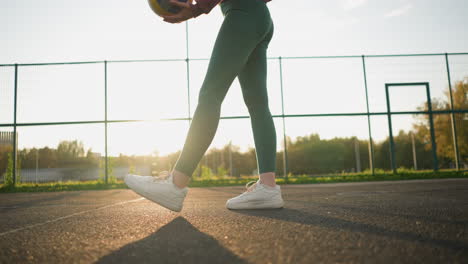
[188,169,467,188]
[199,165,214,179]
[129,165,136,174]
[17,141,98,170]
[413,78,468,167]
[0,145,13,178]
[362,168,386,174]
[216,166,229,178]
[374,130,433,170]
[17,156,21,183]
[0,170,466,193]
[0,180,127,193]
[99,157,116,183]
[287,134,371,174]
[57,140,84,159]
[197,165,230,179]
[3,151,21,185]
[4,152,14,186]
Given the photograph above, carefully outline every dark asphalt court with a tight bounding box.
[0,178,467,263]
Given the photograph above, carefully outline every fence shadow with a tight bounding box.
[232,208,468,252]
[97,216,247,264]
[0,191,82,212]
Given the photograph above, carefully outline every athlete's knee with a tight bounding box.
[197,90,221,109]
[247,101,271,117]
[244,94,269,113]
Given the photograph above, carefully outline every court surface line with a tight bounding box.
[0,197,144,237]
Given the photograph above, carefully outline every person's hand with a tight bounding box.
[162,0,194,24]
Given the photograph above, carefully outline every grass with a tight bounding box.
[189,169,467,187]
[0,169,466,193]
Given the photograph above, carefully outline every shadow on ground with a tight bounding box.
[97,216,246,264]
[233,208,468,252]
[0,192,83,212]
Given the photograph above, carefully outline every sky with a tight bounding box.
[1,0,467,156]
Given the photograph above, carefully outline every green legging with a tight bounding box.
[174,0,276,177]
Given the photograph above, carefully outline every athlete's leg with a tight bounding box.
[173,8,272,180]
[238,25,277,187]
[225,30,284,209]
[226,44,284,210]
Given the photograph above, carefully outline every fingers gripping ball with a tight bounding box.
[148,0,189,17]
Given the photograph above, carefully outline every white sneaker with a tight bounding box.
[124,172,188,212]
[226,180,284,210]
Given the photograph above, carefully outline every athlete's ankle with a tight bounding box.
[172,170,190,189]
[259,172,276,187]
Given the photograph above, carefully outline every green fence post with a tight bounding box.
[104,60,109,184]
[185,21,191,125]
[444,53,460,170]
[385,84,397,174]
[278,57,289,181]
[362,55,375,175]
[13,64,18,185]
[425,83,439,172]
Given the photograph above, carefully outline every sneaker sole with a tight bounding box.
[125,177,183,212]
[227,199,284,210]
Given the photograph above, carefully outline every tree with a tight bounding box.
[0,145,13,178]
[374,130,433,170]
[285,134,372,174]
[56,140,85,167]
[38,147,58,168]
[57,140,84,159]
[413,78,468,167]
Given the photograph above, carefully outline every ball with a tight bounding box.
[147,0,189,17]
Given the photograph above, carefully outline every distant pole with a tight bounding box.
[13,64,18,185]
[214,152,217,174]
[354,137,361,172]
[425,83,439,171]
[411,132,418,170]
[385,84,397,174]
[229,141,233,176]
[361,55,375,175]
[35,148,39,184]
[220,148,225,169]
[278,57,289,180]
[185,21,191,126]
[104,61,109,184]
[444,53,460,170]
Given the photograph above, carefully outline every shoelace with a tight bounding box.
[152,171,171,182]
[245,180,259,192]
